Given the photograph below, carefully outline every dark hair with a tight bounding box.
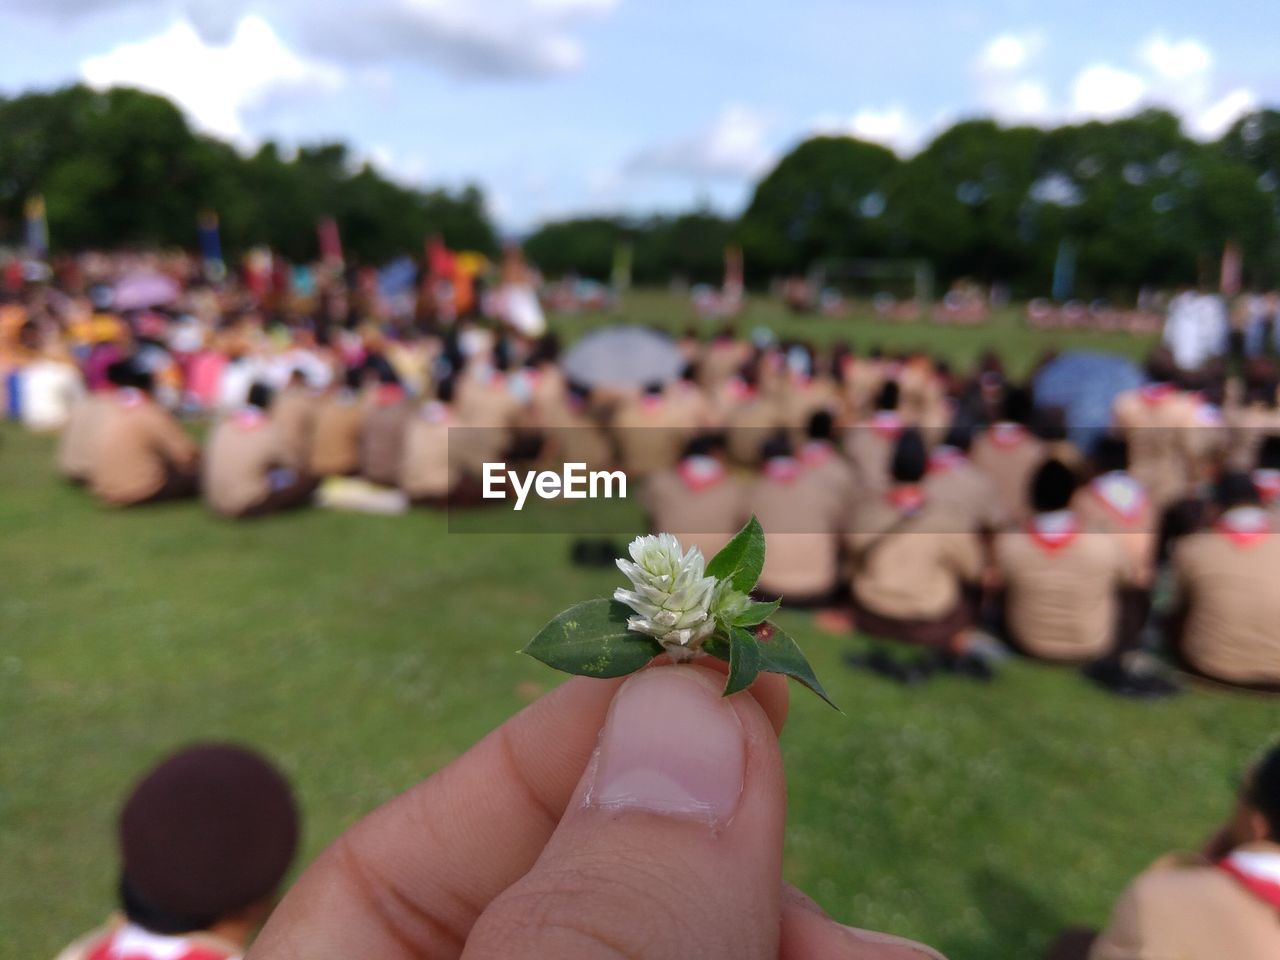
[1032,406,1068,442]
[1249,744,1280,839]
[246,383,273,410]
[1215,472,1261,509]
[891,428,927,484]
[106,359,138,389]
[1093,435,1130,474]
[643,381,665,397]
[942,422,973,453]
[1145,347,1178,384]
[760,431,792,462]
[436,376,455,405]
[874,380,900,412]
[1002,386,1034,426]
[1258,436,1280,471]
[680,361,700,383]
[1030,458,1078,513]
[343,367,363,392]
[682,432,725,459]
[806,410,835,442]
[120,874,217,937]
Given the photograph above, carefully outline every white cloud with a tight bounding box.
[1191,87,1258,139]
[627,104,775,179]
[1070,64,1147,120]
[974,29,1052,123]
[80,15,343,144]
[297,0,618,78]
[814,106,919,154]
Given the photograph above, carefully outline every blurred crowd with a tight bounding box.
[6,254,1280,959]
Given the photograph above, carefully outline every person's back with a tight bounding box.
[202,408,285,518]
[1090,744,1280,960]
[996,524,1131,662]
[1072,443,1157,587]
[970,387,1046,524]
[612,387,690,478]
[924,428,1010,533]
[270,381,317,470]
[361,384,413,486]
[843,382,907,495]
[1112,365,1200,509]
[642,444,746,563]
[58,392,113,483]
[1173,499,1280,686]
[309,388,365,477]
[401,401,458,503]
[91,387,198,506]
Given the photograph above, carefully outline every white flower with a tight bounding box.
[614,533,718,660]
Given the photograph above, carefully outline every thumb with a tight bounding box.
[461,663,786,960]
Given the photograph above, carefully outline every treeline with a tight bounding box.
[529,110,1280,299]
[0,85,497,263]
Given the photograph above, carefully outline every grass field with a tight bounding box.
[2,295,1276,959]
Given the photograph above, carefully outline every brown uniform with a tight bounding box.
[57,392,113,482]
[924,446,1010,532]
[1090,844,1280,960]
[1073,472,1157,585]
[994,514,1135,661]
[969,423,1046,524]
[846,488,982,643]
[723,390,782,466]
[1172,511,1280,686]
[270,385,317,470]
[843,413,906,495]
[309,391,366,477]
[748,459,842,602]
[1112,385,1200,508]
[797,440,858,529]
[361,387,413,486]
[401,403,458,501]
[90,390,199,505]
[203,409,313,517]
[612,394,691,478]
[642,458,748,562]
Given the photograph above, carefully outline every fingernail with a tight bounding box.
[590,667,745,823]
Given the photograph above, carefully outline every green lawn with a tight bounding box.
[2,296,1274,959]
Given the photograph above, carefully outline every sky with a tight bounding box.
[3,0,1279,233]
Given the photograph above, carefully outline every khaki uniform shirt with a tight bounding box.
[642,461,748,563]
[57,392,112,482]
[90,392,197,505]
[270,385,317,470]
[309,392,366,477]
[749,464,842,598]
[969,423,1046,524]
[202,410,284,516]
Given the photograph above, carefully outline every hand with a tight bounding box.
[247,662,943,959]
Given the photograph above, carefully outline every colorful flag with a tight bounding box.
[24,195,48,258]
[317,217,344,266]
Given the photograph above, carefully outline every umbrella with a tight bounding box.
[1033,350,1144,452]
[113,272,180,311]
[561,325,684,389]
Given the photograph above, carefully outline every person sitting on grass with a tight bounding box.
[89,364,200,507]
[1083,741,1280,960]
[642,431,747,563]
[55,744,299,960]
[1169,472,1280,691]
[969,384,1046,524]
[845,429,983,657]
[202,383,319,519]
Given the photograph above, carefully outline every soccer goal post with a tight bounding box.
[807,258,935,305]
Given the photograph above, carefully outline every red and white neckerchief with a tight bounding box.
[116,387,145,410]
[763,456,802,483]
[799,440,835,468]
[987,422,1027,449]
[421,401,451,424]
[1216,506,1273,547]
[375,384,404,406]
[232,407,267,431]
[1138,382,1177,407]
[1254,469,1280,507]
[928,445,966,475]
[1027,510,1081,553]
[1089,471,1148,525]
[1219,850,1280,911]
[85,924,237,960]
[869,411,903,440]
[791,373,814,390]
[887,484,926,514]
[725,378,757,403]
[678,455,726,492]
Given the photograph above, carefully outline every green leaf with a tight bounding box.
[724,626,763,696]
[733,599,781,627]
[702,629,762,697]
[753,621,840,710]
[706,515,766,594]
[522,599,663,678]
